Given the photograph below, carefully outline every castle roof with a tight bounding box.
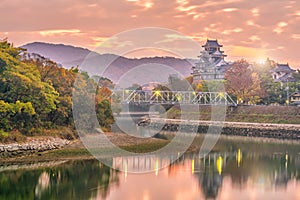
[272,63,295,73]
[211,50,223,56]
[211,49,227,57]
[274,73,295,82]
[202,39,223,48]
[215,59,228,67]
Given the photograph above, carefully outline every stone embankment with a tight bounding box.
[0,137,70,158]
[149,119,300,140]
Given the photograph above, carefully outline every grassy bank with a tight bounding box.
[0,127,76,144]
[167,105,300,124]
[2,131,300,165]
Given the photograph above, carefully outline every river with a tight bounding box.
[0,136,299,200]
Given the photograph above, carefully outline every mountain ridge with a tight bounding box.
[21,42,196,85]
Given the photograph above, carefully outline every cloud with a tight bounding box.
[1,0,300,67]
[228,45,267,61]
[251,8,260,17]
[292,34,300,40]
[126,0,154,9]
[222,8,238,12]
[155,34,191,43]
[97,36,133,50]
[273,22,288,34]
[246,20,260,27]
[221,28,243,35]
[249,35,261,41]
[39,29,81,36]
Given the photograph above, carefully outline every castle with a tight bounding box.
[191,39,229,81]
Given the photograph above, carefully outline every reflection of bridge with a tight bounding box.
[112,90,237,106]
[112,151,240,174]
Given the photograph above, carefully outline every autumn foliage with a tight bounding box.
[225,59,265,104]
[0,40,114,138]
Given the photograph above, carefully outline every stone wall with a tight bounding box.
[0,137,70,158]
[148,119,300,140]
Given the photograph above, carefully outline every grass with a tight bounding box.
[119,141,169,153]
[167,105,300,124]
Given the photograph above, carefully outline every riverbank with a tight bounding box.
[0,132,169,163]
[0,137,71,158]
[149,118,300,140]
[1,132,300,165]
[1,120,300,163]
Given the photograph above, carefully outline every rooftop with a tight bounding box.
[202,39,223,47]
[272,63,295,73]
[211,49,226,57]
[274,73,295,82]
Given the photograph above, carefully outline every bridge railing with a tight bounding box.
[111,90,237,106]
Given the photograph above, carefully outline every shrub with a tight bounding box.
[0,129,26,143]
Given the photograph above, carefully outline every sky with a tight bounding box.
[0,0,300,68]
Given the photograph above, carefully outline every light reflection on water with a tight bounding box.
[0,139,300,200]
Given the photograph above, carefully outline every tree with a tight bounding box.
[24,54,78,126]
[225,59,265,104]
[0,41,59,131]
[0,100,36,134]
[168,75,190,91]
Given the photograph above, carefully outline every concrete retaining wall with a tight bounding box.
[148,119,300,140]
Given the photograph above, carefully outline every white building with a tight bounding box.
[191,39,230,81]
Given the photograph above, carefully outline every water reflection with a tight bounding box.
[0,160,119,200]
[0,148,299,199]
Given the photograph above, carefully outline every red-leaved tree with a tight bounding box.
[225,59,265,104]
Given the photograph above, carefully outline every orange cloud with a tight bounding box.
[222,8,238,12]
[221,28,243,35]
[39,29,81,36]
[273,22,288,34]
[228,45,267,61]
[292,34,300,40]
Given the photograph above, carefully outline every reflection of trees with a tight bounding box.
[189,152,300,199]
[169,155,223,200]
[200,171,222,199]
[224,153,300,189]
[0,160,119,200]
[194,157,223,200]
[0,169,40,199]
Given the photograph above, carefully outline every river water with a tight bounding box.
[0,136,299,200]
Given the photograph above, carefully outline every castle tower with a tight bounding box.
[202,39,227,65]
[192,39,229,81]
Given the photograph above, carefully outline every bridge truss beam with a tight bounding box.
[112,90,237,106]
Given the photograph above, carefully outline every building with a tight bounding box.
[271,63,295,82]
[191,39,229,81]
[290,91,300,105]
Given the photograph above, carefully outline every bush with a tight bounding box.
[58,128,76,140]
[0,129,26,143]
